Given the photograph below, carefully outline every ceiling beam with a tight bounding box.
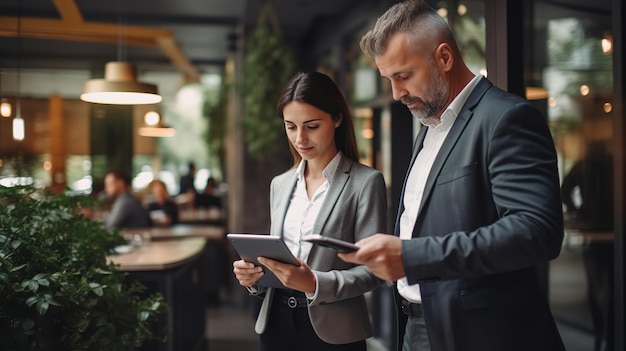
[53,0,83,23]
[156,37,201,83]
[0,17,172,47]
[0,0,201,81]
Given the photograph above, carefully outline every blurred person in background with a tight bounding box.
[146,179,179,227]
[179,162,197,195]
[194,177,223,210]
[561,140,614,351]
[104,170,151,229]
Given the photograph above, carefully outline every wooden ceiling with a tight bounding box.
[0,0,365,78]
[0,0,201,81]
[0,0,611,80]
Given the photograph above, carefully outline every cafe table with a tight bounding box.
[107,236,209,351]
[107,236,207,271]
[120,223,225,241]
[178,207,225,225]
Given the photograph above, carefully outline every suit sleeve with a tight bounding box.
[311,170,389,304]
[105,197,128,229]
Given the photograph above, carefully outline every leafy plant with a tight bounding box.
[0,185,169,351]
[204,79,229,176]
[243,0,296,160]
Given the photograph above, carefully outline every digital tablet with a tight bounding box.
[227,233,300,288]
[303,234,359,253]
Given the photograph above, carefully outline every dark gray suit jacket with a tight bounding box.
[105,191,151,229]
[256,153,388,344]
[396,78,566,351]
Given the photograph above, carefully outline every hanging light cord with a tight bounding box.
[116,0,127,62]
[15,0,22,118]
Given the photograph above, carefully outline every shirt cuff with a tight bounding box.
[305,272,319,300]
[245,284,259,294]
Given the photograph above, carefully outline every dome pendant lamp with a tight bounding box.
[80,61,162,105]
[138,110,175,137]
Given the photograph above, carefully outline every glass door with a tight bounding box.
[525,1,615,350]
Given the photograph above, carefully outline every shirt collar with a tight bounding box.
[295,151,343,183]
[422,74,483,129]
[448,74,482,116]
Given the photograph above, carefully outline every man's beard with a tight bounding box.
[402,64,448,126]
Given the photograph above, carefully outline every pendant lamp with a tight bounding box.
[0,99,11,117]
[12,112,25,141]
[138,110,175,137]
[12,2,24,140]
[1,69,12,117]
[80,61,162,105]
[138,126,175,137]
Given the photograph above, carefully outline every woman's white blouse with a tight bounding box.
[282,152,342,261]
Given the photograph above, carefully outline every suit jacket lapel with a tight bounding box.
[393,124,428,235]
[274,174,297,238]
[274,154,352,239]
[415,78,492,224]
[313,154,352,235]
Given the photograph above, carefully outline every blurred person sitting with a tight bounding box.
[104,170,151,230]
[194,177,223,210]
[146,179,179,227]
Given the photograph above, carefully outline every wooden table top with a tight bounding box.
[178,208,225,223]
[107,236,207,271]
[121,224,224,241]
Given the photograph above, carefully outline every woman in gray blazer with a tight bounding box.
[233,71,388,351]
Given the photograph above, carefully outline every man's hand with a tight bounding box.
[338,234,405,281]
[257,257,316,293]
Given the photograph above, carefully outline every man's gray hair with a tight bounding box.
[360,0,455,58]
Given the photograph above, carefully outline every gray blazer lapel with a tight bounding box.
[272,174,297,238]
[313,155,352,235]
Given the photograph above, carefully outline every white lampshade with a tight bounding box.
[139,110,174,137]
[138,126,175,137]
[13,115,24,141]
[81,62,162,105]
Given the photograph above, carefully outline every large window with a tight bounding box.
[526,2,615,350]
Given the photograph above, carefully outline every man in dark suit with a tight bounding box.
[340,1,565,350]
[179,162,197,195]
[104,170,151,230]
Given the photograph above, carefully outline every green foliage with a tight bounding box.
[0,186,169,351]
[204,83,229,174]
[243,0,296,160]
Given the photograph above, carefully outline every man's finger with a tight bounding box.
[338,251,361,264]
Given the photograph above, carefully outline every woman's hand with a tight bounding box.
[232,259,263,287]
[257,257,316,293]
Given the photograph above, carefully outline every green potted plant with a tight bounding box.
[243,0,296,160]
[0,185,168,350]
